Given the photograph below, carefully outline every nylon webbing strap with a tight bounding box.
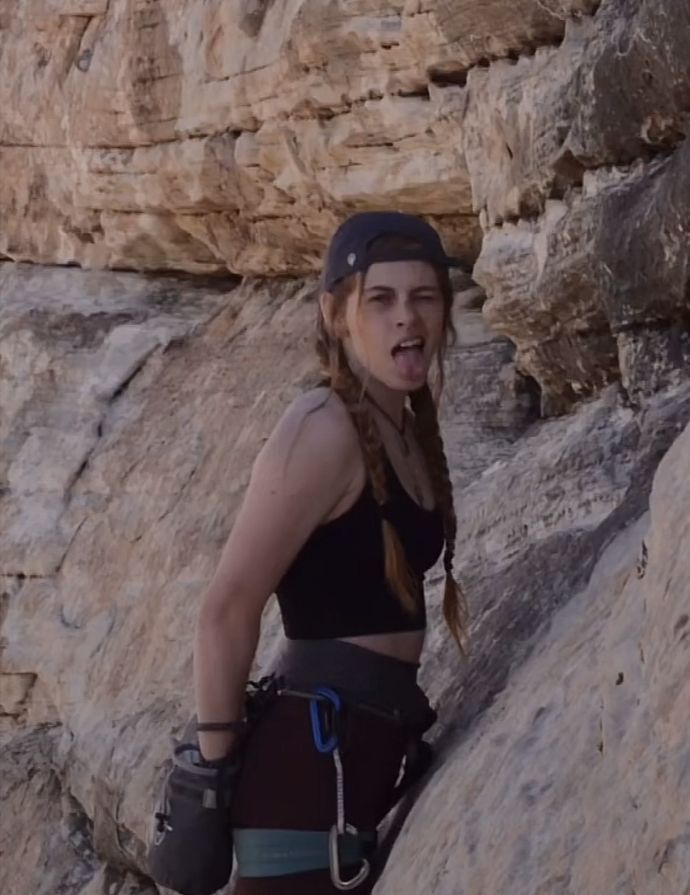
[234,828,377,878]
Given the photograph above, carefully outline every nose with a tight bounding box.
[395,297,419,327]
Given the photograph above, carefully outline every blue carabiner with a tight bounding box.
[309,687,342,754]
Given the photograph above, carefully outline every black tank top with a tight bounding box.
[275,457,445,639]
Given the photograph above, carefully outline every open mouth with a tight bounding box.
[391,337,425,358]
[391,337,426,379]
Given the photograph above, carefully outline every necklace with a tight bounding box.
[365,394,429,506]
[364,393,409,455]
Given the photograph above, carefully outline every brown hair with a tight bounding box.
[315,236,470,655]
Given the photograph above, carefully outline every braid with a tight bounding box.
[315,282,419,614]
[335,363,419,614]
[410,384,470,655]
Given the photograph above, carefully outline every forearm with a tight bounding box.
[193,604,260,761]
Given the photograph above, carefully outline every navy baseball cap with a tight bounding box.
[322,211,468,291]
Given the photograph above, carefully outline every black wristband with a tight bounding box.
[196,720,245,733]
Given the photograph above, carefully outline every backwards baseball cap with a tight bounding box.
[322,211,469,291]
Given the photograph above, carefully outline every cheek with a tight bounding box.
[347,314,389,366]
[348,305,375,342]
[348,324,374,360]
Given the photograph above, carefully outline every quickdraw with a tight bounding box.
[308,687,371,891]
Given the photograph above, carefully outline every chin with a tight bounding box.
[391,372,428,391]
[404,377,428,391]
[372,377,407,394]
[362,365,428,393]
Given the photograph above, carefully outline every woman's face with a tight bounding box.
[340,260,446,392]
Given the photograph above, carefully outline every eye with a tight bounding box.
[367,291,393,303]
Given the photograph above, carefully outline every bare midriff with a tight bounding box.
[339,628,425,664]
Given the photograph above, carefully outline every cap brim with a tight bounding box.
[364,246,473,272]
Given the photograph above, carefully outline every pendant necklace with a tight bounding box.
[364,393,427,508]
[364,393,409,455]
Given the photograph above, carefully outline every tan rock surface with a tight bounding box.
[465,0,690,412]
[0,265,322,893]
[474,144,690,413]
[381,417,690,895]
[1,728,156,895]
[0,0,597,274]
[464,0,690,228]
[3,0,689,419]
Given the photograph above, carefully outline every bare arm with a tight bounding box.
[194,390,359,760]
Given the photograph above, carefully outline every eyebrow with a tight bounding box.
[363,285,440,294]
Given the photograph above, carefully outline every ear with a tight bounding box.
[319,291,348,338]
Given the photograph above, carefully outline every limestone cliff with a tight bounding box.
[1,1,690,894]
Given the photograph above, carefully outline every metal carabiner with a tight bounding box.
[309,686,342,754]
[328,824,371,891]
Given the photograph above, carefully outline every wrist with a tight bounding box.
[196,720,244,764]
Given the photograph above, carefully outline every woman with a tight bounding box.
[193,211,470,893]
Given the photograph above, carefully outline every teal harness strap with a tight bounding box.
[234,828,377,878]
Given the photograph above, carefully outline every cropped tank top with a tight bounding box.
[275,457,445,639]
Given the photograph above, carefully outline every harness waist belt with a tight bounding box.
[276,639,436,731]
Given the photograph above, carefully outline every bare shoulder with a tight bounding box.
[270,387,358,459]
[255,387,360,488]
[284,386,353,426]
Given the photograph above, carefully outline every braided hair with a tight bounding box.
[315,240,470,655]
[409,384,470,654]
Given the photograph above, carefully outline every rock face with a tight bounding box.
[382,417,690,895]
[2,0,690,893]
[468,0,690,413]
[3,0,689,413]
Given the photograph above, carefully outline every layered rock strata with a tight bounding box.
[471,0,690,412]
[2,1,689,413]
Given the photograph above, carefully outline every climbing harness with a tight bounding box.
[149,672,433,892]
[234,684,378,887]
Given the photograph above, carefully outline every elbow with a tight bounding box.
[197,587,262,640]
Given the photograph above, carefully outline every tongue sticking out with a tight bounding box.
[393,347,426,381]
